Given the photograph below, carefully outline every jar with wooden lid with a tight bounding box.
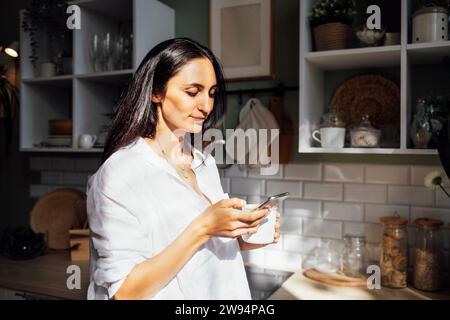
[413,218,444,291]
[380,215,408,288]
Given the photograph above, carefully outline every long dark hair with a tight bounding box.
[101,38,227,164]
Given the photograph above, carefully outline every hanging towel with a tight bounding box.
[225,98,279,171]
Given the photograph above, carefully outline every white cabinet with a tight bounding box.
[20,0,175,152]
[299,0,450,155]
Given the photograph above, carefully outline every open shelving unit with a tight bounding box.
[20,0,175,152]
[299,0,450,155]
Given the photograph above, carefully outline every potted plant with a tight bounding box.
[21,0,71,76]
[309,0,357,51]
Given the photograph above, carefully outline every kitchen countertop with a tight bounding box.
[0,252,89,300]
[268,269,450,300]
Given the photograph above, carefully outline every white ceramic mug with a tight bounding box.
[241,204,277,245]
[312,127,346,148]
[78,134,97,149]
[40,62,56,78]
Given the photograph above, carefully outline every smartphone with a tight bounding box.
[254,192,290,210]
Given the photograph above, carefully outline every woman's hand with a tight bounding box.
[193,198,270,242]
[238,208,281,251]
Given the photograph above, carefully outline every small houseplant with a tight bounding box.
[309,0,357,51]
[21,0,71,76]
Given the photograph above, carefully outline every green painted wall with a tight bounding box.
[160,0,441,166]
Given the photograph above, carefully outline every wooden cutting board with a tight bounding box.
[270,95,293,164]
[303,269,368,287]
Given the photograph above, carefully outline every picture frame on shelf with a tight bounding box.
[209,0,273,81]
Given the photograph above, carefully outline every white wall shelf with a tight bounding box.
[299,0,449,155]
[20,0,175,152]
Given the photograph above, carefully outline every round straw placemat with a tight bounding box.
[30,188,87,250]
[331,74,400,129]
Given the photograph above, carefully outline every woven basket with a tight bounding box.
[313,22,351,51]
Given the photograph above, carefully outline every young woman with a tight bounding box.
[86,38,281,300]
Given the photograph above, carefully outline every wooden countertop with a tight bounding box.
[268,270,450,300]
[0,252,89,300]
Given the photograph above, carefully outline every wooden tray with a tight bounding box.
[331,74,400,129]
[303,269,368,287]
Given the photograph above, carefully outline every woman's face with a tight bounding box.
[154,57,218,134]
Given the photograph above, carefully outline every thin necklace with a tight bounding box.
[156,138,190,179]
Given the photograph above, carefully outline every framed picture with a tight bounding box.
[209,0,274,81]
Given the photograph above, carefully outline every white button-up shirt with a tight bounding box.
[86,136,251,300]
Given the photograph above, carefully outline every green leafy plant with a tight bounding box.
[309,0,357,28]
[21,0,69,72]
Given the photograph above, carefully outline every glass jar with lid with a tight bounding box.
[341,234,369,278]
[413,218,444,292]
[350,115,381,148]
[380,215,408,288]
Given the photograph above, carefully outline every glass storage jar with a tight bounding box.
[380,215,408,288]
[413,218,444,292]
[350,115,381,148]
[341,234,369,278]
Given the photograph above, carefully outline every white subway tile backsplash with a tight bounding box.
[62,172,87,186]
[343,222,383,243]
[263,249,302,271]
[220,177,230,194]
[282,235,320,255]
[304,183,343,201]
[284,199,321,218]
[323,202,364,221]
[436,189,450,208]
[324,164,364,183]
[266,180,302,198]
[364,204,410,223]
[29,185,52,198]
[411,207,450,224]
[388,186,435,207]
[365,165,409,185]
[284,163,322,181]
[41,171,63,185]
[411,165,449,187]
[30,157,52,171]
[345,184,387,204]
[303,218,343,239]
[231,178,264,196]
[224,165,247,178]
[241,250,265,267]
[51,158,75,171]
[280,216,302,234]
[75,158,101,172]
[248,165,283,179]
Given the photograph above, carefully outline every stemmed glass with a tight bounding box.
[89,33,103,72]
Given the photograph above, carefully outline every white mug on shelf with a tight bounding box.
[312,127,346,148]
[78,134,97,149]
[240,204,277,245]
[40,62,56,78]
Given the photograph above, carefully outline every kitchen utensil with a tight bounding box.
[312,128,346,148]
[49,119,72,136]
[312,111,346,148]
[30,188,87,250]
[269,95,293,164]
[331,75,400,131]
[303,269,367,287]
[78,134,97,149]
[413,5,448,43]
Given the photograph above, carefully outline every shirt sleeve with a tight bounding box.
[87,160,153,299]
